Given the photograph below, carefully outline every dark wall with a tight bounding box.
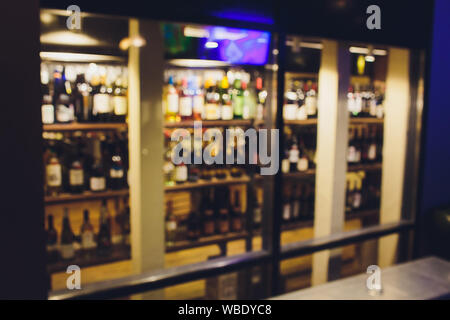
[416,0,450,257]
[0,0,47,298]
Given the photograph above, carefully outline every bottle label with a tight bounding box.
[167,94,179,113]
[166,221,177,231]
[305,97,317,115]
[69,169,84,186]
[242,104,250,120]
[42,104,55,124]
[283,204,291,220]
[90,177,106,191]
[253,207,262,224]
[47,243,58,252]
[256,104,264,120]
[93,93,111,114]
[369,100,377,116]
[347,146,357,163]
[221,105,233,120]
[56,104,74,122]
[205,103,218,120]
[110,168,124,178]
[297,157,309,171]
[376,105,384,119]
[281,159,290,173]
[179,97,193,116]
[289,149,299,163]
[60,243,75,259]
[352,192,362,208]
[175,165,188,182]
[296,106,307,120]
[233,96,244,117]
[113,96,127,116]
[81,231,96,249]
[368,144,377,160]
[283,104,297,120]
[47,164,62,187]
[193,95,204,115]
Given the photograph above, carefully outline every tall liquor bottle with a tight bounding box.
[282,191,292,223]
[216,188,230,234]
[165,200,177,245]
[68,142,85,193]
[41,77,55,124]
[205,79,220,120]
[283,80,298,120]
[165,76,179,122]
[46,214,59,263]
[112,75,128,122]
[288,137,300,172]
[60,208,75,260]
[92,70,112,122]
[250,187,262,229]
[179,77,193,121]
[187,192,201,240]
[97,200,112,256]
[305,81,318,118]
[291,185,301,221]
[255,77,267,121]
[220,76,233,120]
[232,78,244,119]
[89,139,106,192]
[80,209,96,254]
[109,145,125,190]
[202,189,215,236]
[46,151,62,196]
[230,190,243,232]
[53,67,75,123]
[192,76,204,120]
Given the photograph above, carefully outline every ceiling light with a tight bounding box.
[40,52,125,63]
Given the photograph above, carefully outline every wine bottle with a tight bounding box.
[230,190,243,232]
[202,189,215,236]
[220,76,233,120]
[165,76,179,122]
[288,137,300,172]
[109,145,125,190]
[89,139,106,192]
[179,77,193,121]
[46,151,62,196]
[205,79,220,120]
[186,192,201,240]
[46,214,59,263]
[165,200,177,245]
[60,208,75,260]
[97,200,112,256]
[112,75,127,123]
[92,69,112,122]
[291,185,301,221]
[192,76,204,121]
[80,209,96,252]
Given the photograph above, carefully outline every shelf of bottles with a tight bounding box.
[281,73,319,231]
[344,70,385,224]
[162,66,269,252]
[41,61,131,273]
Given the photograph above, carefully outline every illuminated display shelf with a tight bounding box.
[164,176,250,192]
[45,189,129,205]
[43,122,128,132]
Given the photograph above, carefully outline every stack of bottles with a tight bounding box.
[347,84,384,118]
[283,79,318,120]
[41,63,128,125]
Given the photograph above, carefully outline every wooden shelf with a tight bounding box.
[164,176,250,192]
[166,231,248,253]
[45,189,129,205]
[349,118,384,124]
[284,119,317,126]
[164,119,252,128]
[347,162,382,172]
[346,208,379,220]
[43,122,127,132]
[283,169,316,178]
[47,244,130,274]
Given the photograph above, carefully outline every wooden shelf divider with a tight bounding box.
[43,122,128,132]
[164,119,252,128]
[164,176,250,192]
[347,162,382,172]
[45,189,129,205]
[349,117,384,124]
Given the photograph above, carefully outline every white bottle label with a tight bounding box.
[352,192,362,208]
[175,165,188,182]
[221,105,233,120]
[56,104,73,122]
[253,207,262,223]
[292,201,300,218]
[368,144,377,160]
[347,146,357,163]
[289,149,299,163]
[110,168,124,178]
[42,104,54,124]
[283,204,291,220]
[297,157,309,171]
[179,97,193,116]
[305,96,317,115]
[69,169,84,186]
[81,231,96,249]
[205,103,219,120]
[47,164,62,187]
[94,93,112,114]
[113,96,127,116]
[193,95,204,115]
[243,105,250,119]
[369,100,377,116]
[376,105,384,119]
[281,159,290,173]
[296,105,307,120]
[166,221,177,231]
[167,93,179,113]
[283,104,297,120]
[256,104,264,120]
[90,177,105,191]
[60,243,75,259]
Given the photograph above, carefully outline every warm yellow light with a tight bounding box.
[40,31,103,46]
